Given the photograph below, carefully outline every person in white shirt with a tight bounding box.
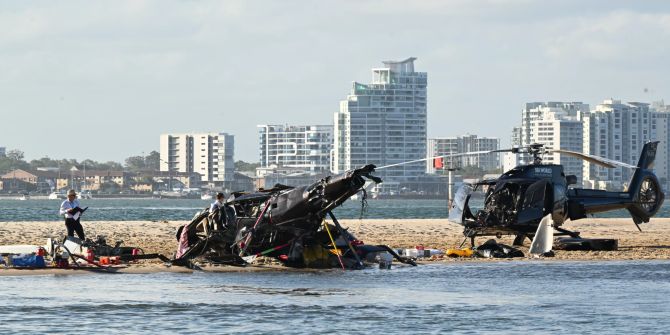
[59,189,86,240]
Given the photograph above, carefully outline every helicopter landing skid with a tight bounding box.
[554,227,581,238]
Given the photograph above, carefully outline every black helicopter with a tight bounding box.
[448,141,665,247]
[173,164,417,269]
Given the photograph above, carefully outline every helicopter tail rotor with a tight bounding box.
[625,142,665,227]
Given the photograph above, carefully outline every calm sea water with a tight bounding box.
[1,261,669,334]
[0,198,668,222]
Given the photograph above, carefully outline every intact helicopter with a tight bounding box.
[445,141,664,248]
[173,164,417,269]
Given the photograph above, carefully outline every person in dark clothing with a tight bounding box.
[59,189,86,240]
[209,192,227,231]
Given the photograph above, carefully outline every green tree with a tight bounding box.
[144,151,160,171]
[0,149,29,173]
[125,156,146,171]
[235,160,259,172]
[6,150,24,161]
[0,157,29,174]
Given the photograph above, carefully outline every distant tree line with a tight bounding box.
[0,149,261,175]
[0,150,158,174]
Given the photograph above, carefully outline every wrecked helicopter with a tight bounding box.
[447,141,665,249]
[173,164,416,269]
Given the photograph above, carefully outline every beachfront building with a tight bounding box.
[581,99,654,190]
[426,135,500,174]
[651,101,670,190]
[530,109,584,184]
[257,124,333,174]
[503,127,523,172]
[520,102,590,164]
[159,132,235,187]
[0,169,57,192]
[333,57,427,193]
[518,102,588,184]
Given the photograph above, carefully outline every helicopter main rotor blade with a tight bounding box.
[376,150,496,170]
[549,149,637,169]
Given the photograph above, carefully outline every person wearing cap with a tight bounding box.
[59,189,86,240]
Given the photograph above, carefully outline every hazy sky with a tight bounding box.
[1,0,669,163]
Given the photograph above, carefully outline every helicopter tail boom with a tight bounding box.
[568,141,664,224]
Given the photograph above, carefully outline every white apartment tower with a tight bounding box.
[258,124,333,173]
[582,99,667,190]
[427,135,500,174]
[530,110,584,183]
[503,127,523,172]
[520,102,588,183]
[159,132,234,185]
[521,102,589,149]
[333,58,427,187]
[651,102,670,189]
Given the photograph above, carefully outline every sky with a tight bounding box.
[1,0,669,163]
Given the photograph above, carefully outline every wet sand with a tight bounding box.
[2,218,670,275]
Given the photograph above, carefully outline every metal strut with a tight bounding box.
[328,211,364,269]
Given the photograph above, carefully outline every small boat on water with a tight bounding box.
[201,193,213,201]
[48,192,66,200]
[79,190,93,200]
[17,194,29,201]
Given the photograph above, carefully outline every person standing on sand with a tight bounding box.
[59,189,86,240]
[209,192,227,231]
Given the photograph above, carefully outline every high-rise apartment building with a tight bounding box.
[530,109,584,183]
[503,127,523,172]
[521,102,589,147]
[582,99,653,189]
[519,102,588,183]
[333,57,427,191]
[0,147,5,157]
[426,135,500,174]
[159,132,234,186]
[257,124,333,173]
[651,102,670,189]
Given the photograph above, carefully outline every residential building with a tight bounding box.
[530,109,584,183]
[130,171,203,192]
[159,132,235,187]
[503,127,523,172]
[257,171,330,191]
[0,169,57,192]
[651,101,670,189]
[426,135,500,174]
[258,124,332,174]
[0,147,5,157]
[333,57,427,193]
[516,102,587,183]
[56,170,130,192]
[582,99,653,189]
[520,102,589,165]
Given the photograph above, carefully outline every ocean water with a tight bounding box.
[1,261,669,334]
[1,198,668,222]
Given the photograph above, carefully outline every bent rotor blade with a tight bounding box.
[550,149,637,169]
[376,150,496,170]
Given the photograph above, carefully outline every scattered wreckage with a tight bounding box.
[173,164,417,269]
[0,236,167,270]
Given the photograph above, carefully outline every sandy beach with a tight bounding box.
[2,218,670,275]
